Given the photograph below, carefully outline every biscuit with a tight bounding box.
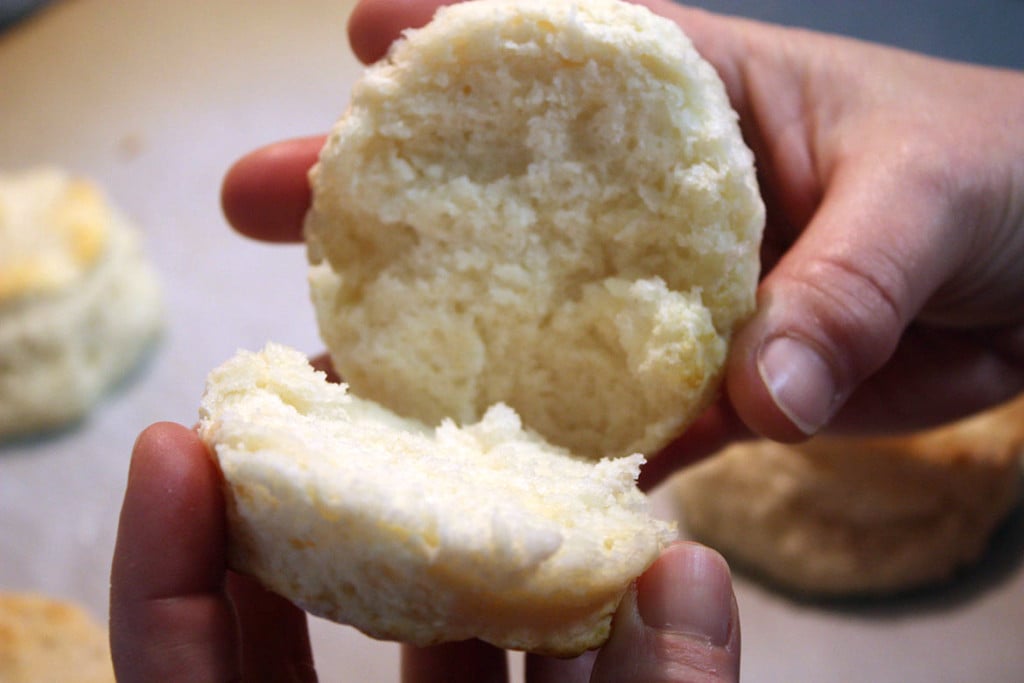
[201,0,761,654]
[305,0,764,459]
[199,344,676,655]
[0,168,162,439]
[0,592,114,683]
[673,396,1024,596]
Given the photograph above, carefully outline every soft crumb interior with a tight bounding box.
[201,344,675,586]
[306,0,762,458]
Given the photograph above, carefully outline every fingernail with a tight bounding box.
[757,335,838,435]
[637,543,734,647]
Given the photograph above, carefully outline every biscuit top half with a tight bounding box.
[0,168,110,304]
[306,0,764,459]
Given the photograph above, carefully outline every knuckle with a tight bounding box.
[785,249,910,380]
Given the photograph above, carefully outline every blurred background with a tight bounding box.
[695,0,1024,68]
[1,1,1022,681]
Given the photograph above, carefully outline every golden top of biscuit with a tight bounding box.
[799,393,1024,467]
[674,394,1024,596]
[0,169,110,303]
[0,592,114,683]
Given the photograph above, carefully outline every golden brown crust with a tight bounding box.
[0,593,114,683]
[674,395,1024,596]
[802,395,1024,466]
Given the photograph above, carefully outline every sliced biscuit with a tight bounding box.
[200,344,675,655]
[306,0,764,459]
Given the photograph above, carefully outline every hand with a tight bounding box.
[109,422,740,682]
[223,0,1024,487]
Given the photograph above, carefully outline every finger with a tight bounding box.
[110,423,318,683]
[820,322,1024,433]
[590,542,740,683]
[228,573,318,682]
[110,422,239,682]
[401,640,509,683]
[639,399,751,491]
[727,154,967,440]
[310,351,342,383]
[524,650,596,683]
[348,0,460,64]
[221,136,325,243]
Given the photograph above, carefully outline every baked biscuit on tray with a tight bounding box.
[674,396,1024,596]
[0,168,161,439]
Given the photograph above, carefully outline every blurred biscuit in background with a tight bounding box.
[0,168,162,440]
[0,592,114,683]
[673,395,1024,596]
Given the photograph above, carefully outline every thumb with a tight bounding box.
[590,542,740,683]
[727,154,963,440]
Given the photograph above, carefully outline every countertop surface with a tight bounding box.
[1,2,1022,681]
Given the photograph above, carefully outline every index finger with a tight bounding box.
[348,0,457,64]
[109,422,317,682]
[109,422,240,681]
[221,136,325,242]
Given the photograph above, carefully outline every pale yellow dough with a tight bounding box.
[306,0,764,459]
[200,344,676,655]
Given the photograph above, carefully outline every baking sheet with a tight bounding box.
[1,2,1022,681]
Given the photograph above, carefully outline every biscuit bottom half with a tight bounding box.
[199,344,676,656]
